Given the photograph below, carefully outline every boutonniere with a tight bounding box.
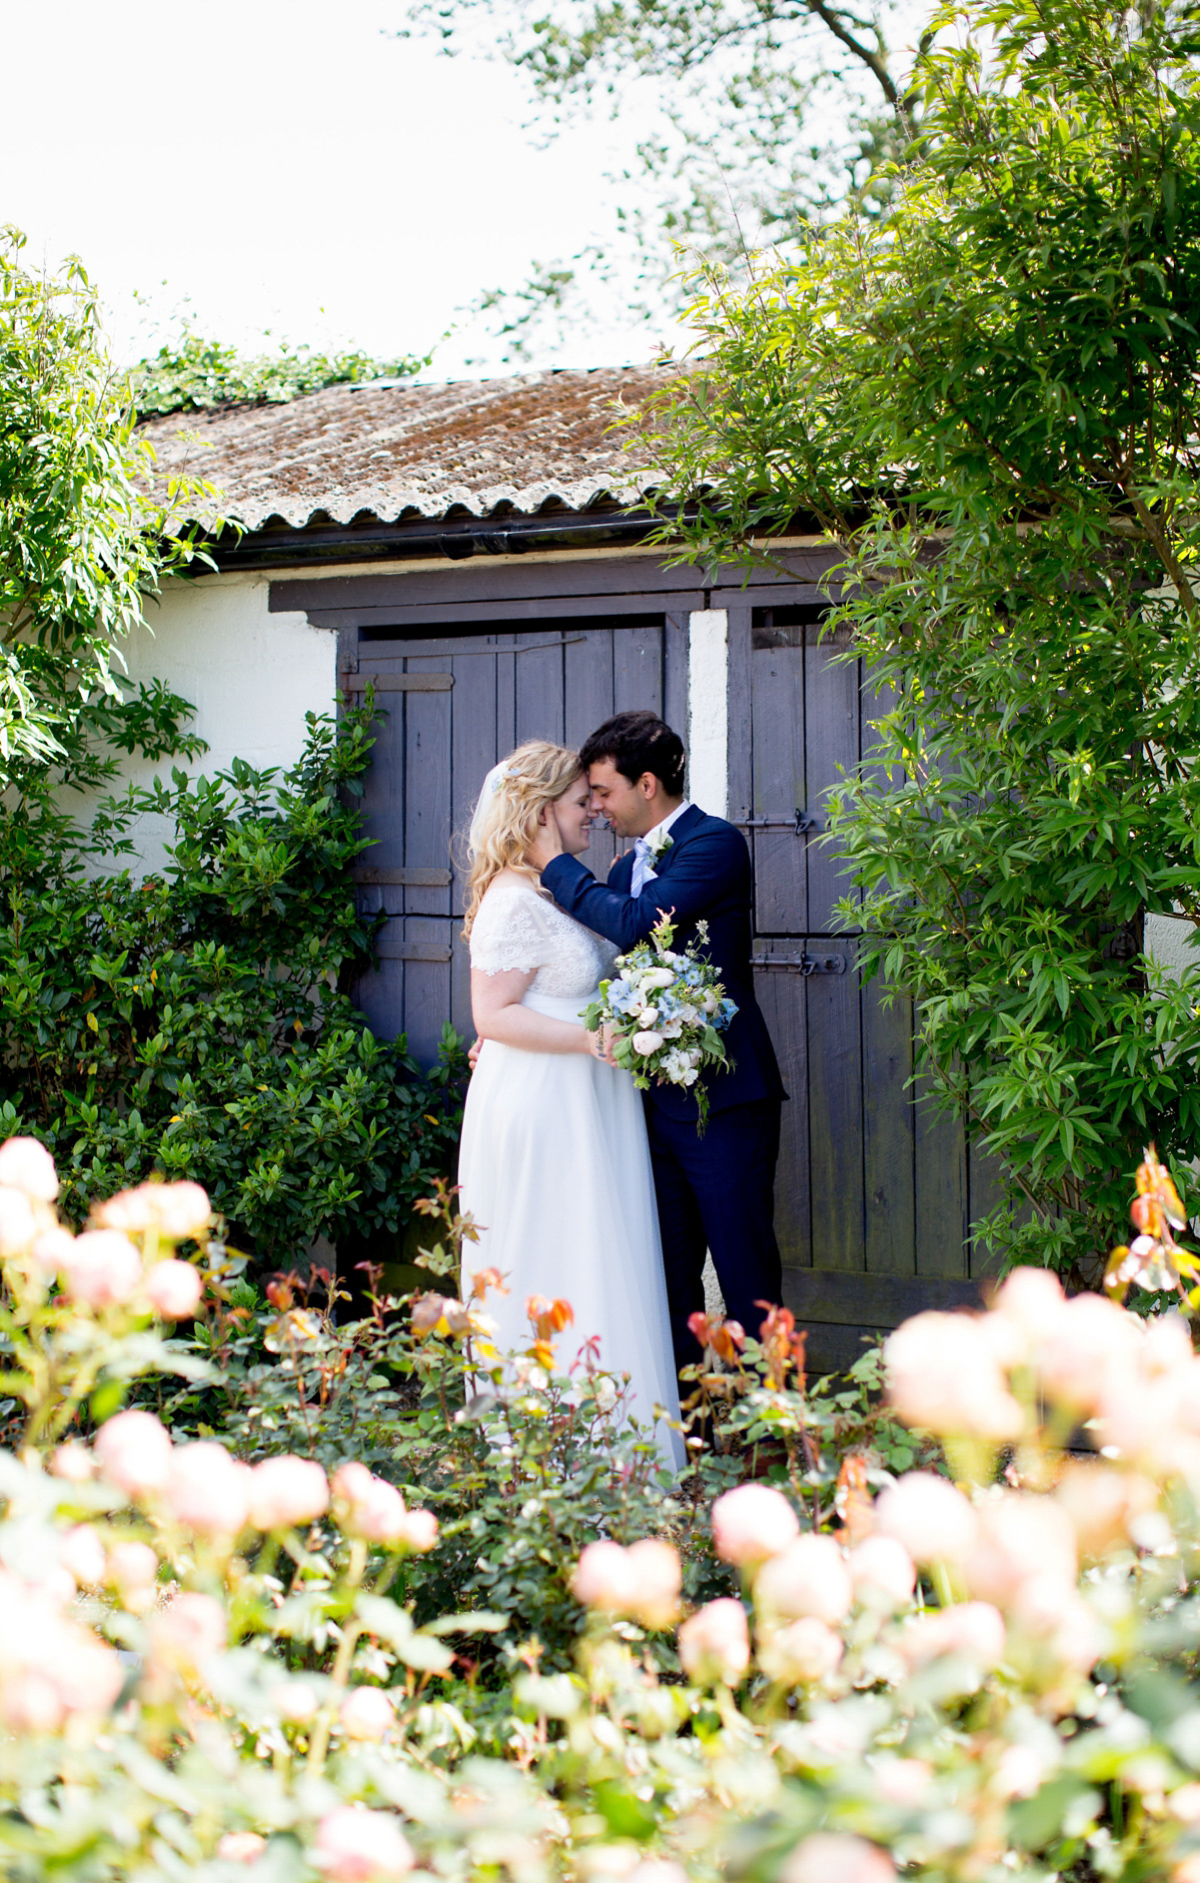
[646,827,674,861]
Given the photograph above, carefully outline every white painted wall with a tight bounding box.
[77,569,337,875]
[687,609,729,817]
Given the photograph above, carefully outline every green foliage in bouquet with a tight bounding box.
[584,912,735,1128]
[0,696,465,1267]
[641,0,1200,1283]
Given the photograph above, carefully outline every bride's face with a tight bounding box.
[548,774,592,855]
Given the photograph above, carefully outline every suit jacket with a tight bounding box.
[541,805,787,1121]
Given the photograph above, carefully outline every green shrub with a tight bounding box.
[0,699,465,1269]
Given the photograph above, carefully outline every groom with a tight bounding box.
[529,709,786,1373]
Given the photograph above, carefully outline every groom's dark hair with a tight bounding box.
[580,711,687,796]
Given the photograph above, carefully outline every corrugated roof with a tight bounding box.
[139,364,678,534]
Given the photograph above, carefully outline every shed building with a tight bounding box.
[131,364,1009,1369]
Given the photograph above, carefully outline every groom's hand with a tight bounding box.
[527,805,564,871]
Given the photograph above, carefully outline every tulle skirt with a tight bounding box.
[458,988,684,1470]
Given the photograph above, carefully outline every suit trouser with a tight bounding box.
[645,1097,784,1374]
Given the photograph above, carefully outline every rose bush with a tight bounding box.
[0,1135,1199,1883]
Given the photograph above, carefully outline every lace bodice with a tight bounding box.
[469,880,617,999]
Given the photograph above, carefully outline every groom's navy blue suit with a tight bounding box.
[541,805,786,1370]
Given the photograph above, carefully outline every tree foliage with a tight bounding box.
[401,0,925,358]
[644,0,1200,1279]
[127,330,428,418]
[0,229,212,779]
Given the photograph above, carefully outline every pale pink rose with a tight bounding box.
[0,1669,63,1732]
[60,1524,106,1588]
[624,1538,682,1629]
[991,1743,1048,1800]
[759,1615,843,1684]
[248,1456,329,1531]
[150,1590,227,1670]
[32,1226,76,1277]
[965,1493,1077,1606]
[631,1031,664,1055]
[847,1535,916,1610]
[0,1186,37,1255]
[1055,1462,1158,1556]
[50,1440,93,1483]
[339,1685,396,1740]
[145,1259,204,1319]
[270,1676,321,1722]
[315,1806,414,1881]
[106,1539,160,1601]
[396,1507,438,1553]
[574,1540,636,1612]
[678,1597,751,1686]
[166,1443,251,1535]
[1011,1583,1104,1671]
[1039,1294,1141,1415]
[60,1229,142,1308]
[754,1533,853,1624]
[991,1266,1067,1348]
[93,1179,211,1242]
[0,1136,59,1201]
[218,1834,267,1863]
[711,1484,800,1566]
[874,1472,979,1565]
[44,1627,124,1714]
[1168,1785,1200,1824]
[901,1600,1006,1671]
[331,1463,410,1544]
[884,1311,1022,1440]
[781,1832,896,1883]
[873,1758,934,1805]
[94,1409,173,1499]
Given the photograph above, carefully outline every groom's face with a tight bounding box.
[587,759,659,839]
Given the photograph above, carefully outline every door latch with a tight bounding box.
[752,950,846,976]
[738,809,819,835]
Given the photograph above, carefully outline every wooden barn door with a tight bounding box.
[736,606,998,1373]
[346,616,687,1062]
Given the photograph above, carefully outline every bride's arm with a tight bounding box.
[471,966,601,1057]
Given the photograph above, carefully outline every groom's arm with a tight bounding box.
[541,827,748,952]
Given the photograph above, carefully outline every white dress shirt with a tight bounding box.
[631,801,692,897]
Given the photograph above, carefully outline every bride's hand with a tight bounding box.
[526,804,564,872]
[583,1023,617,1065]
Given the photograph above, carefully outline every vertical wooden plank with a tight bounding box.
[403,654,453,918]
[863,978,916,1275]
[968,1131,1032,1281]
[496,636,517,757]
[756,967,811,1270]
[515,630,565,747]
[401,916,454,1066]
[451,642,499,919]
[725,608,752,825]
[565,626,616,881]
[614,624,663,716]
[751,638,807,934]
[914,1068,969,1278]
[805,626,860,936]
[450,922,473,1048]
[806,961,865,1270]
[664,611,689,754]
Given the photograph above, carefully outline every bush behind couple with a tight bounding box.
[458,709,786,1466]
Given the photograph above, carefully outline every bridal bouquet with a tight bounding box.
[584,912,736,1128]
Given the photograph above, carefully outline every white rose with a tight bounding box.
[703,991,720,1013]
[643,968,676,990]
[632,1030,664,1055]
[638,1006,659,1027]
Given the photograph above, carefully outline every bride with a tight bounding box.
[457,740,683,1469]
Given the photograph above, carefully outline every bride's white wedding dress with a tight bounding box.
[458,878,684,1469]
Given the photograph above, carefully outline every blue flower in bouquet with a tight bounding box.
[716,998,737,1030]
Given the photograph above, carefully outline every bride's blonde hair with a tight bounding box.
[463,740,583,936]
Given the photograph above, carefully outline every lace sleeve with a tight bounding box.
[469,887,554,976]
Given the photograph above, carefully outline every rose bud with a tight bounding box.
[315,1806,414,1881]
[754,1533,853,1624]
[339,1685,395,1741]
[60,1524,106,1588]
[573,1540,636,1612]
[677,1597,750,1686]
[218,1834,267,1863]
[106,1539,160,1606]
[145,1259,204,1319]
[94,1409,173,1499]
[331,1462,409,1543]
[782,1833,896,1883]
[166,1443,251,1535]
[396,1508,438,1553]
[624,1538,682,1629]
[60,1230,141,1308]
[0,1136,59,1201]
[51,1440,94,1484]
[247,1456,329,1531]
[0,1187,37,1255]
[758,1615,844,1685]
[874,1472,979,1565]
[150,1590,227,1671]
[711,1483,800,1566]
[847,1535,916,1610]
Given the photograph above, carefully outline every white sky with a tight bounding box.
[3,0,670,378]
